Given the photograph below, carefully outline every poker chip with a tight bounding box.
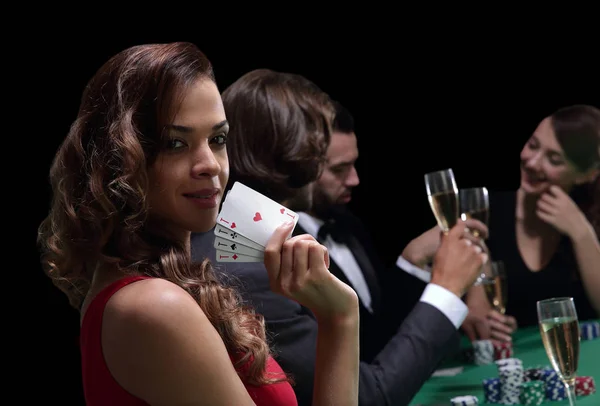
[482,377,501,403]
[575,376,596,396]
[580,321,600,340]
[493,341,513,360]
[540,366,559,385]
[523,366,545,382]
[472,339,494,365]
[520,380,545,405]
[450,395,478,405]
[495,357,522,368]
[498,363,524,404]
[545,380,567,401]
[461,347,475,363]
[478,362,595,404]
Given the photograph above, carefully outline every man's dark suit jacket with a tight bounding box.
[191,209,460,406]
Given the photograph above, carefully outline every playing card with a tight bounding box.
[215,182,298,247]
[214,236,264,259]
[215,250,263,263]
[213,224,264,251]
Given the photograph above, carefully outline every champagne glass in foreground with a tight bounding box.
[424,168,458,234]
[459,187,489,238]
[537,297,580,406]
[484,261,507,313]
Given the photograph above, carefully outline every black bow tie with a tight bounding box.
[317,220,349,244]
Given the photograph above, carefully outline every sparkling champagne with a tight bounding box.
[428,191,458,232]
[462,209,489,226]
[484,275,507,314]
[539,316,580,382]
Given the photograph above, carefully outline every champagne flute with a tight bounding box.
[537,297,580,406]
[459,187,489,238]
[484,261,507,313]
[424,168,458,234]
[459,186,493,284]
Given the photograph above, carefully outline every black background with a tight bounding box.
[25,22,598,404]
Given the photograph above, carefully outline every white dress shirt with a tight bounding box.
[297,212,468,329]
[298,213,373,313]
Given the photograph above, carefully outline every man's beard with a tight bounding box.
[311,188,345,220]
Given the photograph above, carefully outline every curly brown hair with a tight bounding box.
[37,42,284,386]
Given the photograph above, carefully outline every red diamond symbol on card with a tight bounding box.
[232,254,238,260]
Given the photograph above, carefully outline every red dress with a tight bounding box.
[80,275,298,405]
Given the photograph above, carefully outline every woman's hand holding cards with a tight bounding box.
[264,221,359,325]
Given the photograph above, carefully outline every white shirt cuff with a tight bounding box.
[419,283,468,329]
[396,255,432,283]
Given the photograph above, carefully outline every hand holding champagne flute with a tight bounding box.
[537,297,581,406]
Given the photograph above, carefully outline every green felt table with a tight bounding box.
[410,320,599,405]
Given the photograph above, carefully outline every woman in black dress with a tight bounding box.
[466,104,600,341]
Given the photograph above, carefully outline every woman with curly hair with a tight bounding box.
[37,41,360,406]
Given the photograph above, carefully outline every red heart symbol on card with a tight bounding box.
[253,212,262,222]
[231,222,236,229]
[280,208,285,214]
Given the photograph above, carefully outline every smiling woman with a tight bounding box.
[37,41,360,406]
[465,104,600,338]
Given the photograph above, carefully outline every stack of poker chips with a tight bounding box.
[483,364,597,404]
[519,380,545,405]
[497,359,524,404]
[522,366,545,382]
[580,320,600,340]
[493,341,513,360]
[575,376,596,396]
[540,367,567,401]
[450,395,479,405]
[472,339,495,365]
[482,377,501,403]
[468,339,513,366]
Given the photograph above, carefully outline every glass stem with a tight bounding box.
[565,379,577,406]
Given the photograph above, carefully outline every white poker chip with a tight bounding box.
[450,395,479,405]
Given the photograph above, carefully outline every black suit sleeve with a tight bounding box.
[195,230,460,406]
[260,288,459,406]
[356,301,460,406]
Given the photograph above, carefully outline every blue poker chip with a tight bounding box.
[482,377,501,403]
[580,321,600,340]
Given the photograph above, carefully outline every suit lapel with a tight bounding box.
[344,233,383,314]
[295,222,383,314]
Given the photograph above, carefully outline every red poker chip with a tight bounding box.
[493,342,513,360]
[575,376,596,396]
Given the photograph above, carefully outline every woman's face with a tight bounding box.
[147,78,230,241]
[520,117,588,195]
